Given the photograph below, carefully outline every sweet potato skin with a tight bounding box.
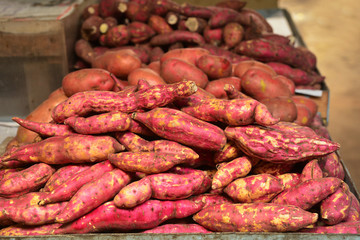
[196,54,232,80]
[204,77,241,99]
[143,223,212,233]
[193,202,318,232]
[260,96,298,122]
[127,68,166,86]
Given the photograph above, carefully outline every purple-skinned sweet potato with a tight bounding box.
[224,124,340,163]
[0,135,124,165]
[53,199,203,234]
[181,97,279,126]
[114,169,209,208]
[271,177,343,210]
[143,223,212,233]
[193,202,318,232]
[0,163,55,198]
[224,173,284,203]
[38,160,114,205]
[12,117,75,138]
[64,111,131,135]
[41,164,91,192]
[212,156,252,190]
[3,202,67,226]
[131,107,227,151]
[55,169,131,224]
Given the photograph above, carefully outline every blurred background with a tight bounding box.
[279,0,360,188]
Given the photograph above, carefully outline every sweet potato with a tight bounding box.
[212,156,252,190]
[128,21,156,43]
[54,199,203,234]
[108,149,199,174]
[208,7,246,28]
[131,107,227,151]
[98,0,118,18]
[267,62,325,86]
[224,173,284,203]
[4,202,67,226]
[38,160,114,205]
[160,47,210,65]
[80,15,104,42]
[101,24,130,47]
[74,39,96,64]
[1,135,124,165]
[193,202,318,232]
[61,68,117,97]
[143,223,212,233]
[64,111,131,135]
[293,102,313,126]
[223,83,250,99]
[233,59,276,78]
[318,152,345,180]
[292,95,318,119]
[300,159,323,182]
[160,58,209,87]
[0,163,55,198]
[12,117,75,138]
[320,182,351,225]
[204,77,241,99]
[260,96,298,122]
[203,25,223,46]
[181,97,279,126]
[215,0,246,11]
[276,173,301,190]
[196,54,232,80]
[7,87,68,148]
[81,3,99,20]
[124,0,153,22]
[41,164,91,192]
[0,223,62,236]
[99,16,118,34]
[223,22,244,49]
[213,141,243,164]
[272,177,343,210]
[92,49,141,78]
[224,124,340,163]
[114,169,209,208]
[127,68,166,86]
[148,14,173,34]
[190,193,233,209]
[241,67,293,100]
[150,30,206,46]
[184,17,208,33]
[235,38,316,71]
[55,169,130,224]
[114,131,152,152]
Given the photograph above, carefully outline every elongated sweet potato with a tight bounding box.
[224,124,340,163]
[109,150,199,174]
[181,97,279,126]
[215,0,246,11]
[233,59,276,78]
[202,44,251,64]
[213,141,243,164]
[318,152,345,180]
[64,111,131,135]
[12,117,75,138]
[143,223,212,233]
[223,22,244,49]
[55,169,131,224]
[276,173,301,190]
[224,173,284,203]
[203,26,223,46]
[212,156,252,190]
[272,177,342,210]
[4,202,67,226]
[160,47,210,66]
[131,107,227,151]
[235,38,316,71]
[41,164,91,192]
[251,160,294,176]
[190,193,233,209]
[301,221,360,234]
[148,14,173,34]
[54,199,203,234]
[160,58,209,88]
[128,21,156,43]
[61,68,117,97]
[114,131,152,152]
[150,30,206,46]
[196,54,232,80]
[193,202,318,232]
[0,163,54,198]
[38,160,114,205]
[0,223,62,236]
[74,39,96,64]
[1,135,124,165]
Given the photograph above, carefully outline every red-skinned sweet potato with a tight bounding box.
[260,96,298,122]
[160,47,210,65]
[55,169,131,224]
[203,25,223,46]
[233,60,276,78]
[204,77,241,99]
[131,107,227,151]
[0,223,62,236]
[128,21,156,43]
[251,160,294,176]
[276,173,301,190]
[150,30,206,46]
[74,39,96,64]
[202,44,251,64]
[318,152,345,180]
[223,22,244,49]
[80,15,104,42]
[53,199,203,234]
[148,14,173,34]
[193,202,318,232]
[143,223,212,233]
[301,221,360,234]
[196,54,232,80]
[127,68,166,86]
[300,159,323,182]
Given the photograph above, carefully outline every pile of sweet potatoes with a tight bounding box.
[0,0,358,237]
